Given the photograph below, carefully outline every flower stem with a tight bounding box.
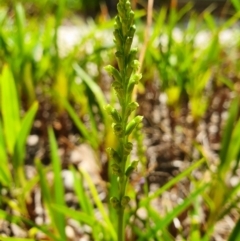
[118,207,125,241]
[105,0,143,240]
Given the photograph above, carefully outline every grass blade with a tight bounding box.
[0,120,11,186]
[15,3,25,54]
[220,97,239,165]
[35,159,61,240]
[231,0,240,12]
[73,63,108,126]
[140,158,205,205]
[13,101,38,168]
[70,166,94,216]
[0,209,60,241]
[0,65,21,154]
[228,217,240,241]
[61,97,98,148]
[81,169,117,240]
[223,119,240,174]
[48,127,66,240]
[152,184,209,234]
[52,204,95,226]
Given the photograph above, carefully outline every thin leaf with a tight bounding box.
[15,3,25,54]
[52,204,96,227]
[0,65,21,154]
[48,127,66,240]
[222,119,240,176]
[152,184,209,234]
[140,158,205,205]
[70,166,94,216]
[61,97,98,148]
[73,63,108,125]
[81,169,117,240]
[228,217,240,241]
[35,159,59,237]
[0,120,11,186]
[0,209,60,241]
[220,97,239,166]
[13,101,38,168]
[231,0,240,11]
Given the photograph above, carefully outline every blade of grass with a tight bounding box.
[219,97,240,178]
[52,204,96,226]
[221,119,240,177]
[73,63,108,125]
[0,209,60,241]
[60,97,98,148]
[70,166,94,216]
[0,65,21,154]
[228,217,240,241]
[48,127,66,240]
[140,158,205,206]
[0,120,11,186]
[220,97,239,166]
[81,169,117,240]
[12,101,38,187]
[35,159,61,240]
[13,101,38,168]
[52,204,109,240]
[151,184,209,235]
[231,0,240,11]
[15,3,25,54]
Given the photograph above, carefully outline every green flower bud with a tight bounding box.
[124,37,133,55]
[104,65,122,83]
[114,29,123,47]
[128,25,136,38]
[127,73,142,95]
[115,16,121,29]
[105,105,122,123]
[125,160,139,177]
[129,11,135,25]
[125,116,143,136]
[124,142,133,155]
[110,196,120,209]
[126,49,138,78]
[127,49,137,64]
[127,73,142,94]
[112,123,123,136]
[127,101,139,113]
[121,196,130,207]
[117,2,123,14]
[122,22,129,37]
[131,60,141,72]
[127,78,137,95]
[115,51,124,71]
[107,147,121,163]
[125,1,131,10]
[112,80,123,90]
[112,80,124,97]
[111,163,122,176]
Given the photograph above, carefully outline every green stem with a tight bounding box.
[118,174,129,241]
[118,207,125,241]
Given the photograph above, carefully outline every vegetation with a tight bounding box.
[0,0,239,240]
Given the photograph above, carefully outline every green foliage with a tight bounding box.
[203,97,240,233]
[0,65,38,188]
[144,4,240,121]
